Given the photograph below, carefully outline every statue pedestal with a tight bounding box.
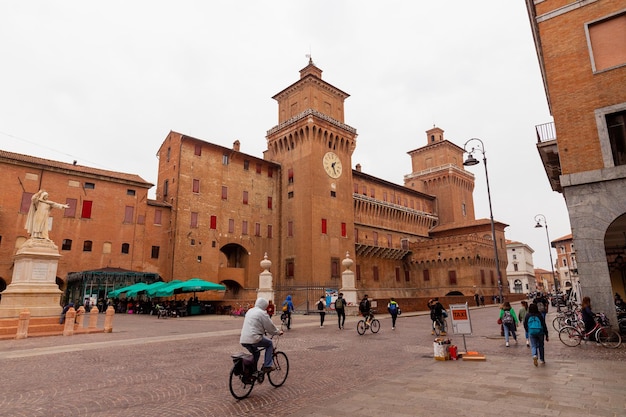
[0,239,63,318]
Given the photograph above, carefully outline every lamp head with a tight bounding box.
[535,221,543,228]
[463,154,479,166]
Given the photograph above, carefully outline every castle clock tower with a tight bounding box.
[265,59,357,288]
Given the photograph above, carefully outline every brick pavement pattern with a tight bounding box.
[0,304,625,417]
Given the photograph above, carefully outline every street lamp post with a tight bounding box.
[463,138,504,303]
[534,214,558,294]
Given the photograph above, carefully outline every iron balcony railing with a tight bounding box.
[535,121,556,143]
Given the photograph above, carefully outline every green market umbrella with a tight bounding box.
[151,278,225,297]
[146,280,183,298]
[126,281,167,298]
[107,282,150,298]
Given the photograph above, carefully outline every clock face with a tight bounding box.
[323,152,342,178]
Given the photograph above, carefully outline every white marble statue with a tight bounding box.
[24,190,69,240]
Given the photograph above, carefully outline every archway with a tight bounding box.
[605,213,626,298]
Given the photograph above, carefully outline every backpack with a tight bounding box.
[335,298,344,309]
[388,303,398,314]
[359,299,368,313]
[528,315,543,336]
[502,310,514,324]
[282,303,288,312]
[317,300,324,310]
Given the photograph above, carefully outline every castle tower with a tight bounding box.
[265,58,358,287]
[404,127,476,225]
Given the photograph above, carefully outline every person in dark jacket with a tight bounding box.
[524,303,549,366]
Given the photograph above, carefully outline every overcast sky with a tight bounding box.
[0,1,571,271]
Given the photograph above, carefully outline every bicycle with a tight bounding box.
[356,310,380,335]
[432,316,447,336]
[229,332,289,399]
[558,313,622,349]
[552,307,582,332]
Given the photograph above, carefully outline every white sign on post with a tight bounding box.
[450,303,472,335]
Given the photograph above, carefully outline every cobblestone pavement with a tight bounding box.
[0,303,625,417]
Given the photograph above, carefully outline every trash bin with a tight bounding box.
[433,339,450,361]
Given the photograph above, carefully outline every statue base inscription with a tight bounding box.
[0,239,63,318]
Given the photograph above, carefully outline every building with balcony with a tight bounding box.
[526,0,626,320]
[506,240,537,294]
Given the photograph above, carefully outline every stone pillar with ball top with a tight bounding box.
[340,252,359,315]
[257,253,274,303]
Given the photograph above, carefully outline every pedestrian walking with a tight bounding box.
[266,300,275,318]
[474,293,480,307]
[387,297,400,330]
[281,295,295,330]
[334,292,346,329]
[518,300,529,347]
[316,296,326,328]
[523,302,549,366]
[499,301,519,347]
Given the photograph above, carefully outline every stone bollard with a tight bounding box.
[88,306,99,329]
[75,306,86,328]
[63,308,76,336]
[104,305,115,333]
[16,309,31,339]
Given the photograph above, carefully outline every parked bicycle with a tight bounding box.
[229,332,289,399]
[558,313,622,349]
[552,307,582,332]
[357,310,380,335]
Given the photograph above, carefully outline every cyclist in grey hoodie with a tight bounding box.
[240,298,283,372]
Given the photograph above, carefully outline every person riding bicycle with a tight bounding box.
[581,296,597,339]
[359,294,373,325]
[428,298,447,336]
[240,297,283,373]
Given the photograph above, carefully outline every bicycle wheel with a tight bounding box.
[433,321,441,336]
[558,326,582,347]
[370,319,380,333]
[268,351,289,387]
[552,316,565,332]
[596,327,622,349]
[229,366,254,399]
[357,320,366,335]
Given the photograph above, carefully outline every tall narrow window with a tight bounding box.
[331,258,340,278]
[121,243,130,254]
[124,206,134,223]
[404,270,410,282]
[356,264,361,281]
[255,222,261,236]
[387,234,392,248]
[64,198,77,217]
[373,232,378,246]
[222,186,228,200]
[163,180,169,197]
[423,269,430,282]
[321,219,327,234]
[210,215,217,229]
[243,191,248,205]
[190,212,198,228]
[373,266,379,281]
[341,222,347,237]
[286,259,295,278]
[20,192,34,213]
[395,267,401,282]
[288,221,294,237]
[267,224,273,238]
[151,246,160,259]
[228,219,234,233]
[607,110,626,166]
[81,201,93,219]
[154,209,162,225]
[83,240,93,252]
[193,179,200,193]
[490,270,495,286]
[194,144,202,156]
[353,183,359,193]
[256,163,262,174]
[354,228,359,243]
[242,221,248,235]
[267,196,273,209]
[449,270,457,285]
[243,160,250,170]
[267,167,273,178]
[288,168,294,184]
[481,270,486,285]
[222,154,229,165]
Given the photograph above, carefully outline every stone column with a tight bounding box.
[257,253,274,303]
[340,252,359,316]
[0,239,63,318]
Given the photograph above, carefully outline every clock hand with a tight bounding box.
[331,162,336,173]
